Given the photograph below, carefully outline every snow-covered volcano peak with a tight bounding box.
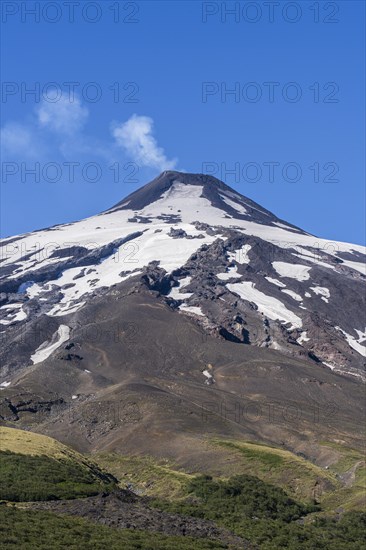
[1,171,365,382]
[108,171,293,229]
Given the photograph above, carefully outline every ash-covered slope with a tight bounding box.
[1,171,365,384]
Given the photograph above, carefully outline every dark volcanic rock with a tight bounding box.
[29,489,249,547]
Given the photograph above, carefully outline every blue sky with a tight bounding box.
[1,0,365,244]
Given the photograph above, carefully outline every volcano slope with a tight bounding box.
[0,171,365,474]
[0,283,364,470]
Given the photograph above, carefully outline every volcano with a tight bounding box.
[0,171,365,464]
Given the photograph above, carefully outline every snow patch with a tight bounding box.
[168,276,193,299]
[179,304,205,316]
[281,289,303,302]
[355,329,366,342]
[227,281,302,329]
[202,369,214,385]
[228,244,251,264]
[272,261,311,281]
[335,326,366,357]
[339,259,366,275]
[217,266,242,281]
[0,303,27,324]
[219,194,247,215]
[297,331,310,344]
[310,286,330,303]
[273,222,300,231]
[292,253,335,271]
[31,325,70,364]
[265,277,286,288]
[322,362,336,371]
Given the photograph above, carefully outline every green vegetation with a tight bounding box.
[151,473,317,525]
[321,464,366,513]
[0,507,227,550]
[319,442,366,512]
[95,440,365,514]
[0,426,85,459]
[0,451,115,501]
[151,474,366,549]
[211,439,337,503]
[1,428,365,548]
[94,453,192,500]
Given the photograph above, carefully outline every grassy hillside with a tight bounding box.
[207,439,366,514]
[0,427,116,501]
[0,426,95,461]
[94,438,366,513]
[94,453,193,500]
[1,428,364,548]
[210,439,337,504]
[319,442,366,512]
[94,439,339,505]
[93,439,366,547]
